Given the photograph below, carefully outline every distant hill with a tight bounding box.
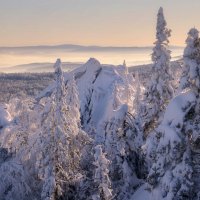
[0,44,184,53]
[0,62,82,73]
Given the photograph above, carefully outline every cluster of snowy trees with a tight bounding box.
[137,8,200,200]
[1,6,200,200]
[0,60,92,199]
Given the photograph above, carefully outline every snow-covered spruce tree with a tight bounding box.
[179,28,200,198]
[32,59,84,200]
[66,73,92,168]
[66,75,81,127]
[133,71,142,115]
[179,28,200,92]
[92,145,112,200]
[65,74,94,200]
[141,7,173,135]
[179,28,200,149]
[99,105,142,198]
[103,105,127,180]
[123,60,128,74]
[145,91,195,200]
[121,60,134,108]
[125,112,146,181]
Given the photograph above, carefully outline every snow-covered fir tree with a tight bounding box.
[97,97,142,199]
[179,28,200,92]
[122,60,134,107]
[92,145,112,200]
[29,59,88,200]
[133,71,142,115]
[35,59,72,199]
[145,91,195,200]
[122,60,129,84]
[65,73,92,171]
[180,28,200,199]
[66,75,81,127]
[141,7,173,135]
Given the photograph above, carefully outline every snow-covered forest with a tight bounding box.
[0,7,200,200]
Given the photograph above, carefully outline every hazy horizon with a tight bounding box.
[0,43,184,48]
[0,44,183,73]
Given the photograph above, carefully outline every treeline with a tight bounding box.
[0,73,53,102]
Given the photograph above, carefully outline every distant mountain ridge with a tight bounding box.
[1,62,82,73]
[0,44,184,52]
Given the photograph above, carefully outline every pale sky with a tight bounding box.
[0,0,199,47]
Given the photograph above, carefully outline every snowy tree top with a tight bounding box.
[185,28,199,47]
[54,58,62,75]
[188,28,199,39]
[184,27,200,60]
[156,7,171,43]
[123,60,126,67]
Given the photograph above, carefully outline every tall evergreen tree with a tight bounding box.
[31,59,86,199]
[133,71,142,115]
[66,75,81,128]
[180,28,200,198]
[141,7,173,134]
[37,59,71,199]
